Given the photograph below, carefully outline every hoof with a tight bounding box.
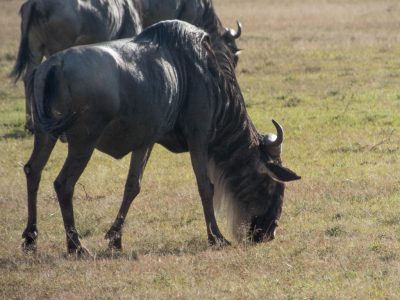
[24,123,34,134]
[208,236,231,248]
[105,230,122,251]
[21,239,37,253]
[21,230,38,253]
[108,238,122,251]
[68,245,92,258]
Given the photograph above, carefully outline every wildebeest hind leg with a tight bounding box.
[105,146,153,251]
[22,131,57,252]
[23,51,42,133]
[53,142,96,256]
[23,71,35,133]
[188,142,231,247]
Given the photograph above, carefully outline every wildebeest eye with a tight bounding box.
[272,158,282,166]
[228,45,240,53]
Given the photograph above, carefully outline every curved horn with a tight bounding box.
[261,120,284,158]
[267,119,283,147]
[232,21,242,39]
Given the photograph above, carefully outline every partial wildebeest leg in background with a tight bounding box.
[22,66,39,133]
[22,131,57,252]
[53,142,96,255]
[23,76,33,133]
[22,38,43,133]
[188,141,230,247]
[105,146,153,250]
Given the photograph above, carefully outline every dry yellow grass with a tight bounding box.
[1,0,400,299]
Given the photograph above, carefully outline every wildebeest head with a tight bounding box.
[210,120,300,243]
[221,21,242,65]
[250,120,300,242]
[196,0,242,66]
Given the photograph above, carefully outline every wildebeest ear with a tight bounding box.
[263,162,301,182]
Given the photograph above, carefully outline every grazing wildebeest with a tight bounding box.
[23,20,299,255]
[138,0,242,61]
[11,0,241,133]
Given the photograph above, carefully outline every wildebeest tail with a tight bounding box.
[10,0,38,81]
[30,58,77,136]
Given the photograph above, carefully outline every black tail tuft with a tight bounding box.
[10,1,37,82]
[31,61,78,136]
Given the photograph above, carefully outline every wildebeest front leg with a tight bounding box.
[54,144,95,255]
[22,131,57,252]
[189,148,230,247]
[105,146,153,250]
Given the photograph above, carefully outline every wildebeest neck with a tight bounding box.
[194,0,237,63]
[208,49,260,164]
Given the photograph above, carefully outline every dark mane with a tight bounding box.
[206,47,261,158]
[134,20,209,65]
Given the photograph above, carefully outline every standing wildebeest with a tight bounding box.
[23,20,299,255]
[11,0,242,133]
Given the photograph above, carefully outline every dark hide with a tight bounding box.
[11,0,142,132]
[11,0,240,133]
[11,0,142,81]
[23,21,299,255]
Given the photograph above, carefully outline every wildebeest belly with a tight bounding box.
[95,117,158,159]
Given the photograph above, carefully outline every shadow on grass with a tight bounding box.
[0,253,59,270]
[137,237,210,257]
[2,237,211,264]
[0,128,31,140]
[93,237,209,260]
[93,249,140,261]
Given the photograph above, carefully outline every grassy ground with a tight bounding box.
[1,0,400,299]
